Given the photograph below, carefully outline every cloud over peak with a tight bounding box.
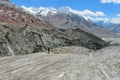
[59,7,105,17]
[79,10,105,17]
[93,18,109,23]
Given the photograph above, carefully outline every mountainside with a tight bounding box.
[34,7,117,38]
[0,0,54,28]
[0,24,108,56]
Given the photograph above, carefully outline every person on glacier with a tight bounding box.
[48,47,50,54]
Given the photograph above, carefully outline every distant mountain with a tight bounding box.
[109,24,120,34]
[95,21,115,29]
[95,21,120,34]
[31,7,118,38]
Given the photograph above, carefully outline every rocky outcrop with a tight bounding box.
[0,24,108,56]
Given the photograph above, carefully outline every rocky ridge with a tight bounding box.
[0,0,53,28]
[35,7,117,38]
[0,24,108,56]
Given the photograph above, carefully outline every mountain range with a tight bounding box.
[95,21,120,34]
[0,0,109,56]
[22,6,118,38]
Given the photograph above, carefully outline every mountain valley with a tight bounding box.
[0,0,120,80]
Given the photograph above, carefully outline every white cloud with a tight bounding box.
[60,7,106,21]
[96,12,105,16]
[111,18,120,24]
[65,7,105,17]
[80,10,105,16]
[101,0,120,4]
[93,18,109,23]
[80,10,97,16]
[66,8,106,21]
[110,14,120,24]
[117,14,120,17]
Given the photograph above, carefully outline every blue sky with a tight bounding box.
[10,0,120,23]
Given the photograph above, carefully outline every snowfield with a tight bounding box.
[0,39,120,80]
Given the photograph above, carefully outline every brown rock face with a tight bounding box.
[0,1,54,28]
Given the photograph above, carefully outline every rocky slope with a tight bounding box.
[0,0,53,28]
[0,24,108,56]
[35,7,117,38]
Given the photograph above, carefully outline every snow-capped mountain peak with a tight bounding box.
[37,7,57,16]
[21,6,39,14]
[37,6,91,20]
[22,6,57,16]
[22,6,90,20]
